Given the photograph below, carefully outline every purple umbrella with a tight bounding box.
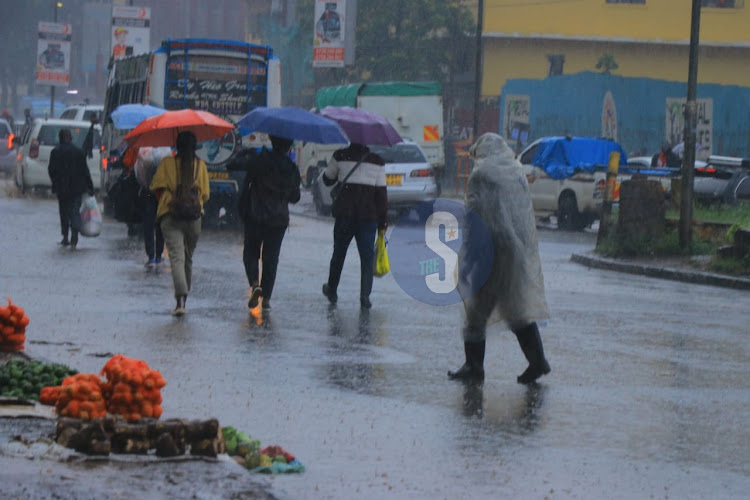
[319,106,403,146]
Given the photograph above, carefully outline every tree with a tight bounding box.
[297,0,474,86]
[596,53,619,74]
[354,0,474,82]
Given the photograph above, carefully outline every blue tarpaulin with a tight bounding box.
[531,136,628,180]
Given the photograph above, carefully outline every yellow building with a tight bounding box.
[481,0,750,98]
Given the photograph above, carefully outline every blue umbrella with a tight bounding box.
[110,104,166,130]
[236,106,349,144]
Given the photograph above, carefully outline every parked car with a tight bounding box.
[518,136,628,230]
[15,118,101,193]
[311,141,438,217]
[626,156,707,170]
[626,156,708,197]
[0,118,16,174]
[693,159,750,206]
[59,104,104,123]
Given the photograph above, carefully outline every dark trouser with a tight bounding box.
[327,218,377,301]
[243,220,287,300]
[141,192,164,260]
[57,195,82,239]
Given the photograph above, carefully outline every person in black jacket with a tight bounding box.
[321,143,388,309]
[651,141,681,168]
[48,128,94,249]
[227,135,301,310]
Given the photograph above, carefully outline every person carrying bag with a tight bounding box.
[320,143,388,309]
[150,131,210,316]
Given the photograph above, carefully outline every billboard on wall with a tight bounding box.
[313,0,346,68]
[666,97,713,160]
[36,22,72,87]
[111,6,151,60]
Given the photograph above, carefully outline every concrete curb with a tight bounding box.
[571,252,750,291]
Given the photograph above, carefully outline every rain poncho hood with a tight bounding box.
[460,133,549,332]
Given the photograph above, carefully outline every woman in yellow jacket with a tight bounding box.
[150,131,210,316]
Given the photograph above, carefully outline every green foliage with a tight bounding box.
[595,53,619,74]
[352,0,475,82]
[710,251,750,275]
[596,227,713,258]
[666,203,750,225]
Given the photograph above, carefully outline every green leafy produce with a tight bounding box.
[0,360,77,401]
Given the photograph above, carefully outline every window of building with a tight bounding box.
[702,0,744,7]
[606,1,646,4]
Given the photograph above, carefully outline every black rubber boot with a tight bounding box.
[513,323,551,384]
[448,341,485,381]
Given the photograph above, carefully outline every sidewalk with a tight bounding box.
[571,252,750,290]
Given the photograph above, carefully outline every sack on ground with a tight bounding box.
[80,195,102,237]
[169,184,202,221]
[374,232,390,277]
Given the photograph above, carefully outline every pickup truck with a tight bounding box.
[517,136,627,230]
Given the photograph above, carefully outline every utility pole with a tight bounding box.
[50,1,59,116]
[471,0,484,142]
[679,0,702,249]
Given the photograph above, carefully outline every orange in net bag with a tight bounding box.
[0,298,30,352]
[100,355,167,422]
[54,373,107,420]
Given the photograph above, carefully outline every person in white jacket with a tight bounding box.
[449,133,551,384]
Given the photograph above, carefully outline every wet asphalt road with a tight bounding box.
[1,181,749,499]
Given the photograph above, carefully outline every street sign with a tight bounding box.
[313,0,346,68]
[111,5,151,60]
[36,22,72,87]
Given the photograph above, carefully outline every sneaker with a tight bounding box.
[154,256,163,264]
[172,296,186,316]
[322,284,337,303]
[145,258,158,268]
[58,237,69,246]
[262,299,271,310]
[248,286,263,309]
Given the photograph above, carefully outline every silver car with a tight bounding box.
[312,141,438,217]
[15,118,101,193]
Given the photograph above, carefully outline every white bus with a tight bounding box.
[101,38,281,224]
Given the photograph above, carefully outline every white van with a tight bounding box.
[15,118,102,193]
[59,104,104,123]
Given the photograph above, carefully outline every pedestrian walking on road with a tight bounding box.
[150,131,210,316]
[48,128,94,249]
[135,147,172,267]
[321,143,388,309]
[449,133,551,384]
[21,108,33,138]
[227,135,301,311]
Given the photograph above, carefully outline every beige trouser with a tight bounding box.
[160,214,202,298]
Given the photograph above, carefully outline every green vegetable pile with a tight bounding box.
[0,359,77,400]
[222,426,262,468]
[222,426,303,473]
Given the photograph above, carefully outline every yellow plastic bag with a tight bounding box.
[374,231,390,277]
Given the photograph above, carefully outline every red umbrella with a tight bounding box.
[124,109,235,149]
